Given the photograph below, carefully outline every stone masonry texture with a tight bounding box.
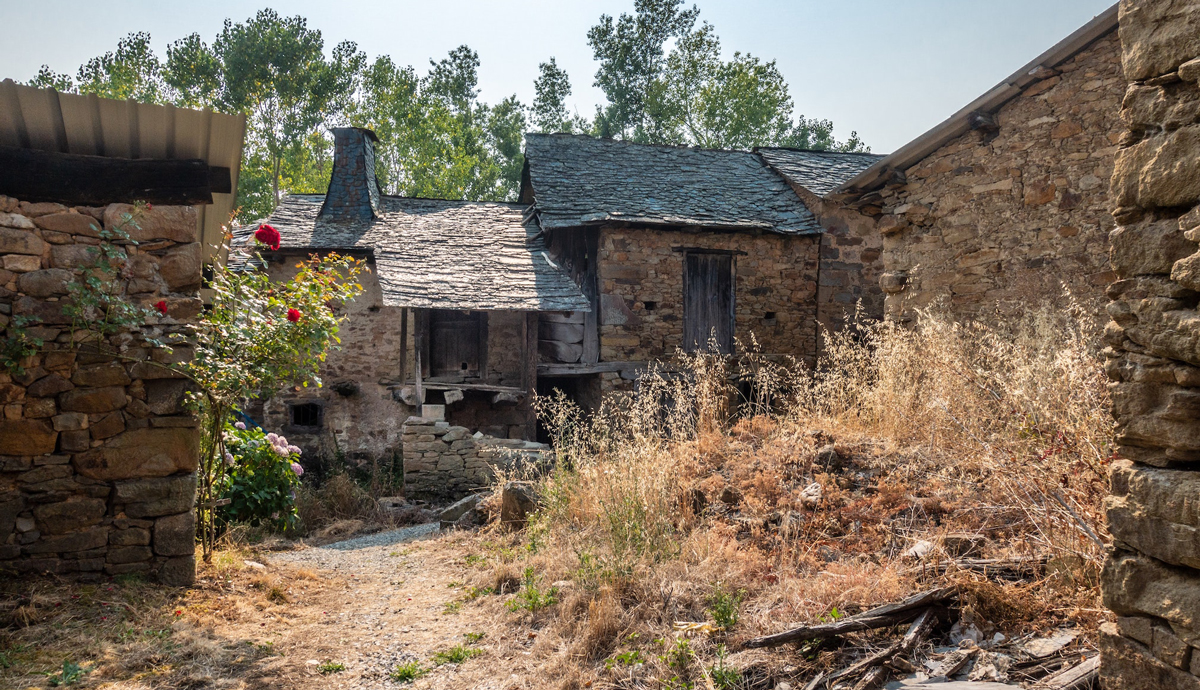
[0,197,200,585]
[400,417,548,502]
[875,30,1124,323]
[1100,1,1200,687]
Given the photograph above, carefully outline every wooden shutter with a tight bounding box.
[684,252,734,354]
[429,310,483,377]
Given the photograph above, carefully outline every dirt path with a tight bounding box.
[217,524,539,690]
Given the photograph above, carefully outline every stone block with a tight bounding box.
[71,363,131,388]
[158,554,195,586]
[1104,550,1200,646]
[59,386,126,413]
[1099,622,1200,690]
[1120,615,1157,646]
[28,373,73,397]
[90,412,126,440]
[1153,623,1194,669]
[23,527,108,554]
[114,473,196,517]
[1110,219,1197,277]
[105,562,150,576]
[52,412,88,431]
[50,243,107,269]
[0,227,45,255]
[158,242,202,291]
[104,204,196,243]
[1107,460,1200,568]
[145,379,190,415]
[0,419,57,455]
[154,511,195,556]
[107,545,153,564]
[17,269,72,298]
[0,495,25,535]
[1119,0,1200,80]
[1113,125,1200,209]
[33,497,106,534]
[32,212,100,236]
[109,527,151,546]
[74,427,198,481]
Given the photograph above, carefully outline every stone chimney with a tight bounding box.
[319,127,382,221]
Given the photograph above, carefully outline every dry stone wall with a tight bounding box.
[875,31,1124,324]
[1100,2,1200,687]
[0,196,200,585]
[596,226,819,364]
[401,416,548,502]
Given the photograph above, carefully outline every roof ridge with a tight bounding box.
[526,131,760,156]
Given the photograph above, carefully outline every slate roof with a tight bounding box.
[253,195,591,312]
[522,133,821,235]
[755,148,885,196]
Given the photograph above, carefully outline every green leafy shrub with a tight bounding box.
[218,424,303,531]
[317,661,345,674]
[389,660,425,682]
[432,644,481,665]
[705,583,746,631]
[505,567,559,613]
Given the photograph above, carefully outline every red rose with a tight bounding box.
[286,308,301,322]
[154,300,168,315]
[254,224,281,251]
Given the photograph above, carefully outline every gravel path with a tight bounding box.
[263,522,513,689]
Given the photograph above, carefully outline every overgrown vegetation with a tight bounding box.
[478,302,1112,686]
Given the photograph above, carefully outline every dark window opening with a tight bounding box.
[764,311,777,321]
[290,402,322,428]
[643,301,657,311]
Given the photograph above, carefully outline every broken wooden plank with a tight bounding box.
[851,609,938,690]
[908,556,1047,580]
[1030,655,1099,690]
[742,588,953,649]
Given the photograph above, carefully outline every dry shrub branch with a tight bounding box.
[499,303,1113,687]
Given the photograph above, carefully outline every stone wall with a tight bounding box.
[0,197,200,585]
[256,254,534,470]
[874,30,1124,324]
[596,226,820,363]
[400,416,548,502]
[1100,1,1200,687]
[802,190,885,339]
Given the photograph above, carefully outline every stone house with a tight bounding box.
[0,81,245,583]
[830,5,1124,324]
[252,129,880,499]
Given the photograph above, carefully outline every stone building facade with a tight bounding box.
[594,227,819,364]
[1099,0,1200,687]
[833,12,1124,324]
[0,199,201,584]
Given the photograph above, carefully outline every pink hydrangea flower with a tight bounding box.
[291,462,304,477]
[266,433,279,443]
[224,452,235,466]
[234,421,246,430]
[287,445,301,455]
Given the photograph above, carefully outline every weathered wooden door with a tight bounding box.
[429,310,483,377]
[684,252,734,354]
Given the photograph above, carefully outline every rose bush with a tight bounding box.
[217,423,304,531]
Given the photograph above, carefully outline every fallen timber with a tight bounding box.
[741,587,954,649]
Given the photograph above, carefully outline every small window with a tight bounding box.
[289,402,322,428]
[764,312,777,321]
[643,301,657,311]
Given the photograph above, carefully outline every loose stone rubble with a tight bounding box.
[400,416,549,502]
[0,196,200,584]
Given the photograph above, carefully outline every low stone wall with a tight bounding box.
[1100,1,1200,687]
[401,417,548,502]
[0,196,200,584]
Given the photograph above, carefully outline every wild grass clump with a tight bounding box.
[496,300,1112,685]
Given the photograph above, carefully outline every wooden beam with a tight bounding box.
[0,145,231,206]
[522,311,539,440]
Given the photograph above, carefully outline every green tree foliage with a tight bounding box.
[347,48,525,201]
[213,10,364,213]
[586,1,866,151]
[76,31,165,102]
[531,58,589,134]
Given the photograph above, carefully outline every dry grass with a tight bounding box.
[485,303,1114,687]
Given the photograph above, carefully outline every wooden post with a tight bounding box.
[398,307,408,384]
[522,311,539,439]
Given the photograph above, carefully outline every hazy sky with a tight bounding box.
[0,0,1115,153]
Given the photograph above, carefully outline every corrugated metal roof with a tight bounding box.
[0,79,246,264]
[256,194,592,312]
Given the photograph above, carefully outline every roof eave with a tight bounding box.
[832,3,1119,199]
